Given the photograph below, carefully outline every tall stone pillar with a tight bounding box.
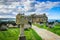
[19,24,26,40]
[16,13,26,40]
[20,24,24,37]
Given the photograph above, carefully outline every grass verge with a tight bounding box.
[25,28,42,40]
[33,23,60,36]
[0,28,42,40]
[0,28,20,40]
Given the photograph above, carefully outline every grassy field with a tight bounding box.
[0,28,42,40]
[0,28,20,40]
[25,29,42,40]
[31,29,42,40]
[33,23,60,36]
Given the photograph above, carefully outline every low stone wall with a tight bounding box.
[7,24,18,28]
[8,24,31,29]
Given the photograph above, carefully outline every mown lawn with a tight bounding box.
[0,28,20,40]
[33,23,60,36]
[31,29,42,40]
[25,29,42,40]
[0,28,42,40]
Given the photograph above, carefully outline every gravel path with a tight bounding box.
[32,25,60,40]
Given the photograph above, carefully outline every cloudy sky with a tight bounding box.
[0,0,60,19]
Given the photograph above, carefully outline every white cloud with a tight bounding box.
[0,8,13,13]
[0,15,15,18]
[0,0,60,18]
[35,1,60,12]
[12,12,18,15]
[0,0,4,2]
[48,15,60,19]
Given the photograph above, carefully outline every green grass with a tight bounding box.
[49,23,60,36]
[25,29,33,40]
[33,23,60,36]
[0,28,42,40]
[25,28,42,40]
[0,28,20,40]
[31,29,42,40]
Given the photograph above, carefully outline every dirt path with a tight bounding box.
[32,25,60,40]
